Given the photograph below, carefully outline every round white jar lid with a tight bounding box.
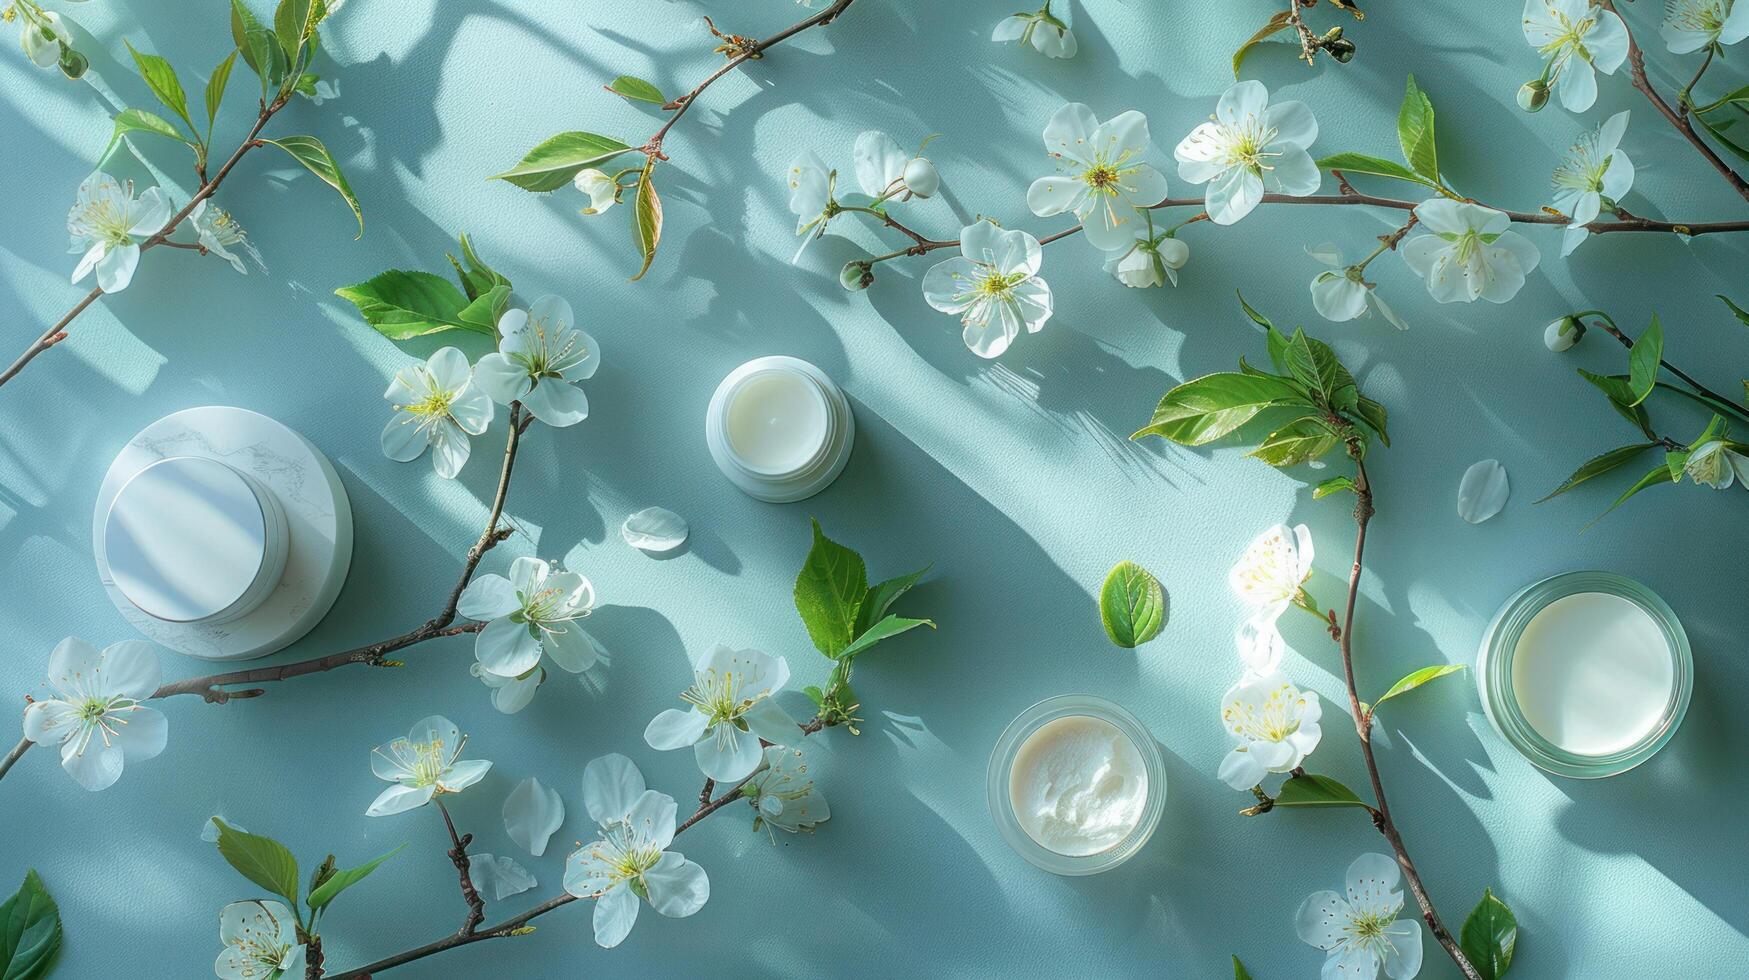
[104,456,271,623]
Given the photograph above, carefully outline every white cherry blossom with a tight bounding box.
[458,557,603,710]
[365,715,491,817]
[921,219,1054,358]
[381,346,494,479]
[1296,853,1425,979]
[1175,80,1320,225]
[1229,523,1315,675]
[214,900,306,980]
[1550,111,1633,255]
[565,754,709,948]
[1307,244,1409,329]
[573,168,618,215]
[852,131,939,200]
[991,4,1077,59]
[1028,103,1169,251]
[474,295,599,427]
[503,775,565,856]
[22,638,167,791]
[786,150,835,262]
[744,746,831,834]
[1401,199,1541,305]
[1522,0,1629,113]
[66,173,171,293]
[1661,0,1749,53]
[645,644,798,781]
[1104,234,1188,288]
[1684,438,1749,489]
[1217,671,1324,790]
[189,201,264,275]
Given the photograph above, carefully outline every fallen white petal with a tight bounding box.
[502,776,565,857]
[470,853,538,901]
[621,506,688,553]
[1457,459,1511,524]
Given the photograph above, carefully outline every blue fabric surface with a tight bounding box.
[2,1,1746,976]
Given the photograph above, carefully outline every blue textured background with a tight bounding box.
[3,1,1746,977]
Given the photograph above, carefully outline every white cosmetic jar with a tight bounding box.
[705,356,854,502]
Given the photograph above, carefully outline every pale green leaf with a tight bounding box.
[1371,664,1466,714]
[213,819,300,904]
[1313,475,1356,498]
[491,131,633,192]
[262,135,362,237]
[1250,416,1341,467]
[1626,315,1663,406]
[306,843,404,910]
[1537,442,1657,502]
[205,51,236,133]
[108,108,191,151]
[1232,10,1292,78]
[1316,152,1438,187]
[1100,561,1166,648]
[1720,294,1749,328]
[855,567,928,637]
[334,270,486,339]
[125,40,193,132]
[1398,75,1439,182]
[606,75,666,105]
[1133,372,1311,445]
[630,160,662,281]
[1460,889,1518,980]
[839,614,934,661]
[1233,956,1253,980]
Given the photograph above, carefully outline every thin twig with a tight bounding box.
[1584,318,1749,425]
[1,99,286,390]
[1597,0,1749,203]
[1332,454,1481,980]
[436,799,487,936]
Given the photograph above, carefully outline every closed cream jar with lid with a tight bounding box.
[987,695,1166,874]
[1476,570,1692,778]
[705,356,854,502]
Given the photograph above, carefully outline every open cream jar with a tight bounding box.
[705,356,854,502]
[987,695,1166,874]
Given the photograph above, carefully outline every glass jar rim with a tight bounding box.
[986,694,1166,875]
[1475,570,1692,779]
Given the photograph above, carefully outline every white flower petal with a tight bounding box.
[457,573,520,621]
[852,130,907,197]
[366,782,436,817]
[1381,919,1425,979]
[381,415,429,463]
[542,622,602,674]
[582,752,646,824]
[990,14,1028,42]
[1295,890,1351,949]
[472,353,533,405]
[693,723,765,781]
[440,758,492,793]
[1218,745,1266,790]
[625,788,679,850]
[1457,458,1511,524]
[470,853,538,901]
[117,705,167,761]
[503,776,565,856]
[592,881,640,948]
[1042,102,1102,162]
[621,506,689,553]
[475,616,543,677]
[643,851,709,918]
[644,707,709,751]
[61,739,124,791]
[1345,852,1406,917]
[520,378,589,427]
[449,384,494,435]
[97,640,162,700]
[429,421,470,479]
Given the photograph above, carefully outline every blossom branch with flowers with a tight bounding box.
[0,0,363,391]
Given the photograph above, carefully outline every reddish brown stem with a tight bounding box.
[436,799,486,936]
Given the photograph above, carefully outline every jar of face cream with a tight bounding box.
[987,695,1166,874]
[1476,571,1692,778]
[705,356,854,502]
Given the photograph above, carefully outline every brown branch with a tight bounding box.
[1597,0,1749,203]
[644,0,857,158]
[1,98,287,390]
[0,738,30,782]
[436,799,486,936]
[1333,454,1480,980]
[2,406,525,783]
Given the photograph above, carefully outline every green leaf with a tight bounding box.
[1232,10,1292,79]
[1371,664,1466,714]
[1232,956,1254,980]
[491,131,633,192]
[243,26,287,92]
[1100,560,1166,648]
[1134,372,1311,445]
[1313,475,1356,498]
[1348,398,1387,449]
[1696,110,1749,164]
[839,614,935,661]
[213,819,300,904]
[1273,773,1369,809]
[1720,294,1749,328]
[793,519,868,659]
[1586,462,1678,527]
[1251,416,1341,467]
[262,135,362,237]
[205,50,237,133]
[0,870,61,980]
[1460,888,1518,980]
[335,269,487,339]
[855,567,928,638]
[1398,75,1439,182]
[232,0,266,63]
[606,74,666,105]
[1626,315,1663,407]
[109,108,191,150]
[1537,442,1657,502]
[457,283,511,334]
[801,685,825,707]
[1316,151,1438,187]
[1283,327,1356,410]
[125,40,193,132]
[307,843,405,909]
[630,160,662,281]
[273,0,320,62]
[1578,370,1654,438]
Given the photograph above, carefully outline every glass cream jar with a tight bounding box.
[1475,571,1692,779]
[987,695,1166,875]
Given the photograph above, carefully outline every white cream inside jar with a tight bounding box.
[1006,714,1148,857]
[1510,591,1675,756]
[723,369,829,475]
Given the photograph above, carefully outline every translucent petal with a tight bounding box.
[503,776,565,856]
[470,853,538,900]
[644,851,709,918]
[621,506,689,552]
[582,753,646,824]
[1457,458,1510,524]
[1295,890,1351,949]
[592,881,640,948]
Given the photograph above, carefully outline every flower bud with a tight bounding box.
[1517,79,1550,112]
[58,46,88,80]
[1544,315,1584,352]
[573,168,617,215]
[902,157,940,199]
[840,260,873,292]
[1327,37,1356,63]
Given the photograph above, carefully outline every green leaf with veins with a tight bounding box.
[631,160,663,281]
[1314,475,1356,498]
[125,41,194,133]
[335,270,488,339]
[1398,75,1440,183]
[491,131,634,192]
[205,51,236,134]
[0,870,61,980]
[1353,395,1389,446]
[1460,888,1518,980]
[1538,442,1657,502]
[839,615,934,660]
[1134,373,1311,445]
[306,843,404,910]
[1251,416,1341,467]
[1626,315,1663,406]
[794,519,868,658]
[1578,370,1654,437]
[856,566,929,637]
[1274,773,1369,808]
[213,819,300,904]
[607,75,667,105]
[1371,664,1466,715]
[1231,10,1293,79]
[1100,560,1166,648]
[262,135,363,237]
[108,108,192,152]
[1584,462,1678,528]
[1317,151,1440,188]
[1720,294,1749,327]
